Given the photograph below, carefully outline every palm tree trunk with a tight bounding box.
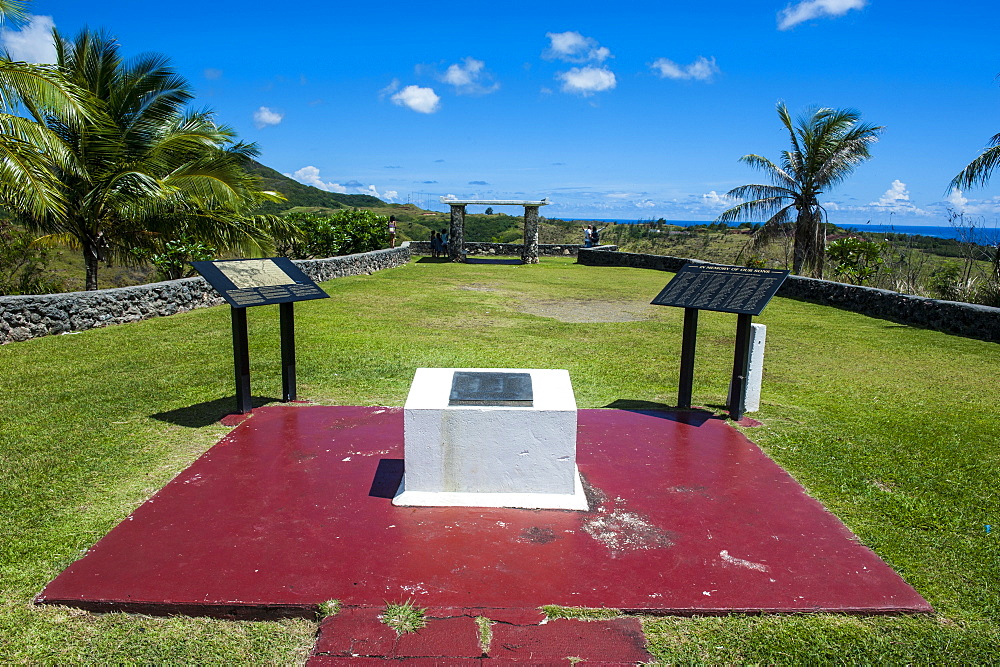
[792,213,810,276]
[793,209,824,278]
[83,238,100,290]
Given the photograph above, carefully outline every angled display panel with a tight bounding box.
[651,264,789,316]
[191,258,329,308]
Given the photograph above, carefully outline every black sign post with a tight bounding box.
[651,263,788,420]
[192,258,329,414]
[279,302,296,402]
[677,308,698,409]
[231,305,252,414]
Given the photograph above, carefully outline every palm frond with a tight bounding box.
[0,59,88,127]
[30,232,79,249]
[0,0,29,25]
[738,154,796,190]
[737,207,795,261]
[718,197,784,223]
[950,133,1000,191]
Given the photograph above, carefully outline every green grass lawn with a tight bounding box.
[2,257,998,663]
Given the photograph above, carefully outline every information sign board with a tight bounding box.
[191,258,328,308]
[650,264,788,316]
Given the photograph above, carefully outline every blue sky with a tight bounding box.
[3,0,999,226]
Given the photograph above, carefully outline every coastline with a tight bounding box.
[557,218,1000,243]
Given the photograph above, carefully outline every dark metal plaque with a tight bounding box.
[191,257,329,308]
[449,371,533,406]
[651,264,789,315]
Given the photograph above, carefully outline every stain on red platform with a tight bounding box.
[37,406,931,617]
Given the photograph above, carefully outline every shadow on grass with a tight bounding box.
[601,399,715,426]
[151,396,281,428]
[369,459,404,499]
[415,256,523,265]
[466,257,522,265]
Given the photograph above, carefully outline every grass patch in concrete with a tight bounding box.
[380,600,426,635]
[542,605,622,621]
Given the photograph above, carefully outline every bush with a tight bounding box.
[147,235,215,281]
[0,223,63,295]
[827,237,888,285]
[927,263,966,300]
[278,210,388,259]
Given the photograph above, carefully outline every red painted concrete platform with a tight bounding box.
[37,406,930,617]
[308,606,651,663]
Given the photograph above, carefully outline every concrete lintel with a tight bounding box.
[440,198,550,206]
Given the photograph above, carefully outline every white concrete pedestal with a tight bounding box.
[393,368,588,510]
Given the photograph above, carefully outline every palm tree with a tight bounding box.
[718,103,883,277]
[0,1,88,219]
[11,29,291,289]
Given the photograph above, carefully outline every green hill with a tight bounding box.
[244,160,385,214]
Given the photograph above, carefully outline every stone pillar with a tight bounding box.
[521,205,540,264]
[448,204,466,262]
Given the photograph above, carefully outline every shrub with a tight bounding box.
[0,223,63,295]
[278,210,388,259]
[927,263,966,300]
[147,235,215,281]
[827,237,888,285]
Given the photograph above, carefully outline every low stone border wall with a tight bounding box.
[408,241,612,257]
[578,247,1000,342]
[0,245,411,344]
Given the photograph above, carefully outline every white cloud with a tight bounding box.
[441,57,499,95]
[778,0,866,30]
[290,166,399,202]
[379,78,401,99]
[253,106,283,129]
[0,14,56,63]
[870,179,914,209]
[291,166,347,193]
[702,190,739,209]
[557,66,616,97]
[391,85,441,113]
[544,31,611,63]
[946,188,969,211]
[651,56,720,82]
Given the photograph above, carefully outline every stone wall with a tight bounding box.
[408,241,616,257]
[577,247,1000,342]
[0,246,411,344]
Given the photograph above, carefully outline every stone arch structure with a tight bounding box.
[439,198,551,264]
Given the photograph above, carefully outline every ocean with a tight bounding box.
[565,218,1000,244]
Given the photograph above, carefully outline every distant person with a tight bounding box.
[591,225,603,246]
[583,225,593,247]
[388,216,397,248]
[432,231,442,258]
[441,229,449,257]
